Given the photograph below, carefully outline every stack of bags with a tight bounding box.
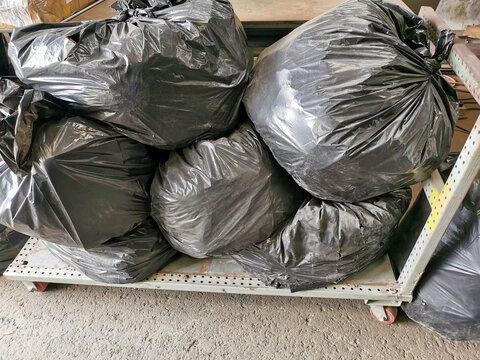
[0,0,252,282]
[233,0,457,291]
[0,0,457,297]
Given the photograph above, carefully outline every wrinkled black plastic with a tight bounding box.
[0,36,11,77]
[391,166,480,341]
[0,78,64,173]
[0,225,29,273]
[244,0,457,202]
[44,218,177,284]
[9,0,251,148]
[151,122,306,258]
[0,116,156,249]
[233,188,411,291]
[112,0,185,11]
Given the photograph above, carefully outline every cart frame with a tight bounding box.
[3,7,480,324]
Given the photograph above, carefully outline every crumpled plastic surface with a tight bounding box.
[391,163,480,341]
[233,188,411,291]
[0,77,64,173]
[0,225,29,273]
[44,218,177,284]
[0,116,156,249]
[151,122,306,258]
[0,0,33,28]
[243,0,458,202]
[8,0,251,148]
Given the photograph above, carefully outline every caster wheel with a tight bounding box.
[370,306,397,324]
[35,282,48,292]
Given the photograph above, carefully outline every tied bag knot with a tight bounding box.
[425,29,455,74]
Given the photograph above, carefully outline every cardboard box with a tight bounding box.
[29,0,97,23]
[0,0,97,28]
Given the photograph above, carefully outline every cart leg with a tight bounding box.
[369,305,397,324]
[22,281,48,292]
[23,281,37,292]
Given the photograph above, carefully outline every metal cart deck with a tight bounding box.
[3,7,480,324]
[9,238,402,299]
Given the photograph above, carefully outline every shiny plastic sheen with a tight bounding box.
[233,188,411,291]
[151,122,306,258]
[391,165,480,341]
[0,78,64,173]
[44,218,177,284]
[8,0,251,149]
[0,117,156,249]
[244,0,458,202]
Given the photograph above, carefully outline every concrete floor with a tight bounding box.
[0,277,479,359]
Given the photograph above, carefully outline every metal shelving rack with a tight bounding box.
[3,7,480,324]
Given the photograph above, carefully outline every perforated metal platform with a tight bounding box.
[3,238,408,301]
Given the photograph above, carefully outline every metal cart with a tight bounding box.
[3,7,480,325]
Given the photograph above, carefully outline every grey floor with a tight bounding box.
[0,277,479,359]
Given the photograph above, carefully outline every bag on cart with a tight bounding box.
[233,188,411,291]
[0,225,29,273]
[43,218,177,284]
[8,0,251,149]
[390,165,480,341]
[0,77,65,173]
[151,122,306,258]
[0,115,157,249]
[243,0,458,202]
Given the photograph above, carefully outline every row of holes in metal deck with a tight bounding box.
[6,266,395,293]
[151,274,395,292]
[12,240,396,293]
[13,239,37,260]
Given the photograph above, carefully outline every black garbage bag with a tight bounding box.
[233,188,411,291]
[8,0,251,149]
[243,0,457,202]
[151,122,306,258]
[0,225,29,273]
[43,218,177,284]
[391,166,480,341]
[0,77,64,173]
[0,116,156,249]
